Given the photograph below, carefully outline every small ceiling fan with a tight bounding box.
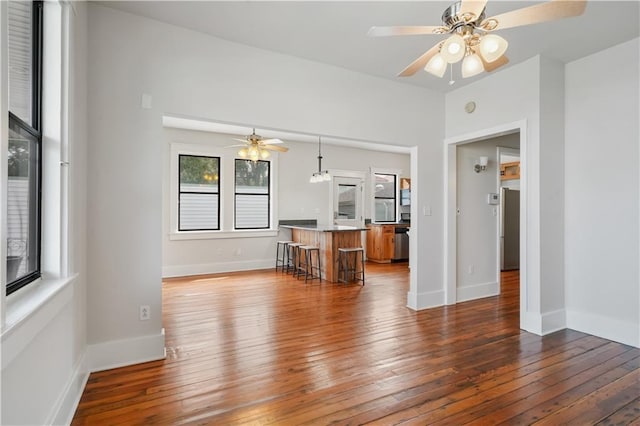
[368,0,586,79]
[228,129,288,161]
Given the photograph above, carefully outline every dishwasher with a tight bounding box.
[393,227,409,261]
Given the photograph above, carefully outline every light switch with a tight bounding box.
[141,93,152,109]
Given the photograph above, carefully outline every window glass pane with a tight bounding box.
[8,0,33,125]
[235,160,269,194]
[374,174,395,198]
[179,155,219,193]
[338,184,356,219]
[179,193,219,230]
[375,199,396,222]
[235,195,269,229]
[178,155,219,231]
[7,122,39,283]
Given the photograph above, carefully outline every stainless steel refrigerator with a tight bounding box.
[500,188,520,271]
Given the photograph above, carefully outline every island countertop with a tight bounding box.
[280,224,369,232]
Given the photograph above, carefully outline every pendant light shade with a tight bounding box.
[310,136,331,183]
[461,53,484,78]
[424,53,447,77]
[479,34,508,63]
[441,34,466,63]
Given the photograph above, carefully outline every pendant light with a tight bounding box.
[309,136,331,183]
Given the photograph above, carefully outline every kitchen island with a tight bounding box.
[280,224,368,283]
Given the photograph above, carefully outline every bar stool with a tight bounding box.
[337,247,365,285]
[298,245,321,283]
[275,240,294,272]
[286,242,303,276]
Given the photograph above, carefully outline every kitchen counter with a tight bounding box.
[281,224,366,282]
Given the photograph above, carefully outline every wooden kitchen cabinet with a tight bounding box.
[500,161,520,180]
[366,224,395,263]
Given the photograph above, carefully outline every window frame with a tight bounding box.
[6,0,43,295]
[234,159,271,230]
[177,154,221,232]
[372,172,398,224]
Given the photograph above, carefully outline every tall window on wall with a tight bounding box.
[374,173,397,223]
[235,159,270,229]
[178,155,220,231]
[7,0,43,295]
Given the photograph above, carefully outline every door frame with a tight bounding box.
[497,146,521,282]
[444,120,527,329]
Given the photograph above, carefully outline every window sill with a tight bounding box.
[169,229,279,241]
[4,274,78,335]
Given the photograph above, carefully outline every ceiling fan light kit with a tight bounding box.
[369,0,586,80]
[230,128,288,162]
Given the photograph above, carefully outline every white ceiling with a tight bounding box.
[100,1,639,93]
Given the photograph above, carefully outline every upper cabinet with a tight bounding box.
[500,161,520,181]
[400,177,411,190]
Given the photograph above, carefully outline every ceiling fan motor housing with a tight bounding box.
[442,1,486,29]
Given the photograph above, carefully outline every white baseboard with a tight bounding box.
[456,281,499,303]
[87,328,166,372]
[521,309,567,336]
[407,289,444,310]
[162,259,273,278]
[49,351,89,426]
[567,309,640,348]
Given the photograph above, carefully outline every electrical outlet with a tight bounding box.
[139,305,150,321]
[468,265,474,275]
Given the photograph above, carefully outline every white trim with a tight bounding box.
[169,229,278,241]
[567,310,639,348]
[541,309,566,335]
[49,351,89,426]
[444,120,528,330]
[456,281,499,303]
[87,329,166,373]
[162,259,274,278]
[406,289,445,310]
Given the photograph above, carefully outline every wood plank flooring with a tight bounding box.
[72,263,640,425]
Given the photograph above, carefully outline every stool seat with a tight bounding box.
[337,247,365,285]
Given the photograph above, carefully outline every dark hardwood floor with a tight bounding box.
[72,263,640,425]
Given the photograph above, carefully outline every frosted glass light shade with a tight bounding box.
[238,148,248,158]
[461,53,484,78]
[479,34,508,63]
[479,156,488,166]
[322,172,332,181]
[424,53,447,77]
[260,149,270,159]
[441,34,466,63]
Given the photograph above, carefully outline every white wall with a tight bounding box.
[87,3,442,369]
[162,128,409,277]
[565,38,639,347]
[456,134,519,302]
[1,2,89,424]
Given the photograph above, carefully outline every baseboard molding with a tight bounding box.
[456,281,499,303]
[567,309,640,348]
[87,328,166,372]
[49,350,89,426]
[521,309,567,336]
[407,289,444,311]
[162,259,273,278]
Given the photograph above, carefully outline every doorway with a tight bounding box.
[444,120,527,329]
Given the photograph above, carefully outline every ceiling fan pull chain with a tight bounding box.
[449,64,455,86]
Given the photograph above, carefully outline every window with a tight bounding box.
[6,0,43,295]
[374,173,397,222]
[235,159,270,229]
[178,155,220,231]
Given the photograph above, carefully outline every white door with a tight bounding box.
[333,177,364,227]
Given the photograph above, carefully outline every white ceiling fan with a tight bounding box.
[228,128,289,161]
[368,0,587,79]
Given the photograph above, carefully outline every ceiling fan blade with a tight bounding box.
[398,42,441,77]
[232,138,248,143]
[263,144,288,153]
[260,138,284,145]
[459,0,488,21]
[482,0,586,31]
[368,26,445,37]
[224,144,246,148]
[481,54,509,72]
